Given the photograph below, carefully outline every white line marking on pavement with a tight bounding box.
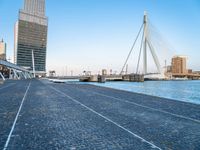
[69,86,200,124]
[0,83,16,90]
[3,81,31,150]
[91,91,200,124]
[50,86,162,150]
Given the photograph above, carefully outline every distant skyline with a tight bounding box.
[0,0,200,75]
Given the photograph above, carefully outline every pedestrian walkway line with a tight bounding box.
[91,91,200,124]
[50,85,162,150]
[0,83,16,90]
[3,81,31,150]
[69,86,200,124]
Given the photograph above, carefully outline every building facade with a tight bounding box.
[0,39,6,60]
[171,56,187,74]
[14,0,48,76]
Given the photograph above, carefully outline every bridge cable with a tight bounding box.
[120,23,144,75]
[136,26,145,74]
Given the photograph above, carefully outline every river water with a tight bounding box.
[86,80,200,105]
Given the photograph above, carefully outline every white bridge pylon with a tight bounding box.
[120,11,162,75]
[143,11,161,74]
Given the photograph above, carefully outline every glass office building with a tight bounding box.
[14,0,48,76]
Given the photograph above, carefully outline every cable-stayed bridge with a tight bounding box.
[120,11,175,80]
[61,12,177,82]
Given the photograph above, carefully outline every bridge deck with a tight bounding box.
[0,79,200,150]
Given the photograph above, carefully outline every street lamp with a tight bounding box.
[32,50,35,78]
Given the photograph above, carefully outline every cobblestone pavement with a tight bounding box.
[0,79,200,150]
[0,80,30,149]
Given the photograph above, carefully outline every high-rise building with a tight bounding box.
[171,56,187,74]
[0,39,6,60]
[14,0,48,76]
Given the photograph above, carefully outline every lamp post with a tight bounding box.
[32,50,35,78]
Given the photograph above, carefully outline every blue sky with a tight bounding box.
[0,0,200,75]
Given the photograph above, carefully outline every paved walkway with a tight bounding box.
[0,79,200,150]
